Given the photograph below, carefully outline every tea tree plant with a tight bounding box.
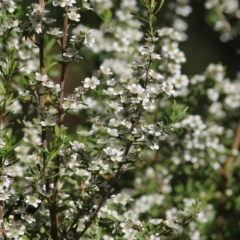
[0,0,240,239]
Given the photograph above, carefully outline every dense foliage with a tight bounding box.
[0,0,239,239]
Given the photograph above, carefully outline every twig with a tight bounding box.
[49,5,69,240]
[216,117,240,240]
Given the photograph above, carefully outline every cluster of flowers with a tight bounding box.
[0,0,239,239]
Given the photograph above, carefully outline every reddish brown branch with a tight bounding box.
[216,117,240,240]
[49,5,69,240]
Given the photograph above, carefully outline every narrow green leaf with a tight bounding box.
[152,15,157,25]
[55,124,60,137]
[45,172,59,179]
[65,177,78,185]
[150,0,156,10]
[154,0,165,15]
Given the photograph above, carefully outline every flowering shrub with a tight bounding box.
[0,0,240,239]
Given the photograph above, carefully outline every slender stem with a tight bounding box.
[147,0,155,37]
[79,2,156,237]
[49,5,69,240]
[0,72,13,130]
[0,75,12,239]
[78,101,144,238]
[216,117,240,240]
[0,203,7,239]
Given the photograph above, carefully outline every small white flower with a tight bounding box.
[207,88,219,101]
[68,7,81,22]
[46,28,63,37]
[127,83,144,94]
[169,74,189,88]
[106,78,116,86]
[63,47,78,58]
[25,195,41,208]
[151,52,161,60]
[100,65,113,75]
[0,191,11,201]
[150,142,159,150]
[148,69,164,80]
[161,82,175,96]
[53,0,76,7]
[142,98,155,110]
[108,85,124,95]
[35,72,49,82]
[225,94,240,108]
[149,218,163,225]
[0,138,5,148]
[70,141,85,151]
[83,76,100,89]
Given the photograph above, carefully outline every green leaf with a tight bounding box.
[54,124,60,137]
[154,0,165,14]
[100,8,112,23]
[45,172,59,179]
[130,11,140,18]
[152,15,157,25]
[48,149,60,162]
[150,0,156,10]
[125,166,135,171]
[28,165,35,175]
[24,171,34,177]
[65,177,78,185]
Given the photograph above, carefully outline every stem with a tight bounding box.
[50,5,69,240]
[78,2,157,236]
[38,8,48,192]
[78,103,144,238]
[0,202,7,240]
[216,117,240,240]
[147,0,155,37]
[0,75,12,130]
[0,75,12,239]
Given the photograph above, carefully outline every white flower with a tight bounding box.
[83,76,100,89]
[207,88,219,101]
[106,78,116,86]
[100,65,113,75]
[108,85,124,95]
[138,90,149,101]
[53,0,76,7]
[0,138,5,148]
[225,94,240,108]
[68,7,81,22]
[63,47,78,58]
[127,83,144,94]
[46,28,63,37]
[148,69,164,80]
[35,72,49,82]
[70,141,85,151]
[150,142,159,150]
[0,0,17,13]
[21,214,36,224]
[40,116,57,126]
[162,42,179,56]
[151,52,161,60]
[149,218,163,225]
[161,82,175,96]
[0,191,11,201]
[103,147,123,162]
[139,43,155,55]
[25,195,41,208]
[142,98,155,110]
[150,235,161,240]
[103,147,118,156]
[171,50,186,63]
[169,74,189,88]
